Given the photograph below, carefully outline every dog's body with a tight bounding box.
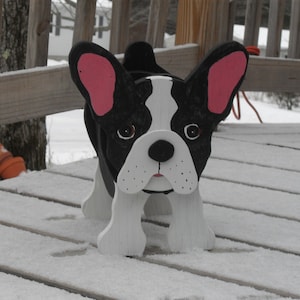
[69,41,248,255]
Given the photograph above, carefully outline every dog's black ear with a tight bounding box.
[185,41,248,123]
[123,41,168,79]
[69,42,136,120]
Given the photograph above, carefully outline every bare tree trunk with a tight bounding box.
[0,0,47,170]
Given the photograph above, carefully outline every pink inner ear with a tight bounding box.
[208,51,247,114]
[78,53,116,116]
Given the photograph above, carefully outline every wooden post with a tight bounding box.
[26,0,51,68]
[175,0,231,59]
[227,0,237,41]
[24,0,51,170]
[72,0,96,45]
[243,0,263,46]
[288,0,300,58]
[0,0,2,36]
[109,0,131,54]
[146,0,170,48]
[266,0,285,57]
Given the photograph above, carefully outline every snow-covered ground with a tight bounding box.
[46,92,299,166]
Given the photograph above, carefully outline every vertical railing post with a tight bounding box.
[72,0,97,45]
[146,0,170,48]
[288,0,300,58]
[175,0,231,59]
[109,0,131,54]
[243,0,263,47]
[25,0,52,170]
[26,0,51,68]
[266,0,286,57]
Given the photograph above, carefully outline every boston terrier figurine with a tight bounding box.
[69,41,248,256]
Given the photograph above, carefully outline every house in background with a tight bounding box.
[48,1,112,60]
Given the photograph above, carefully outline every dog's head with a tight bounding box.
[69,41,248,195]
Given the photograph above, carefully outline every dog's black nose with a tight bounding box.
[148,140,174,162]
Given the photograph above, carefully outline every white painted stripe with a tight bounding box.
[145,76,178,131]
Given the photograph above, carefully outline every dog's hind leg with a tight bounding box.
[82,164,113,220]
[97,187,148,256]
[167,188,215,252]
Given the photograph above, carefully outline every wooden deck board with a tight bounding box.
[200,178,300,221]
[1,225,276,300]
[0,171,91,207]
[0,272,92,300]
[0,124,299,299]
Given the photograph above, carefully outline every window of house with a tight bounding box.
[50,12,61,36]
[55,12,61,36]
[94,15,104,38]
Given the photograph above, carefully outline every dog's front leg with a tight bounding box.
[167,188,215,252]
[97,187,148,256]
[82,164,112,220]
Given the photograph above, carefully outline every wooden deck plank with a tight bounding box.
[1,124,299,298]
[200,178,300,221]
[0,272,91,300]
[46,158,96,180]
[2,164,299,256]
[148,200,300,256]
[2,187,300,255]
[3,181,299,256]
[38,162,300,222]
[1,225,274,300]
[0,190,102,245]
[205,204,300,255]
[203,158,300,194]
[0,171,91,207]
[211,136,300,172]
[1,159,299,222]
[0,190,298,299]
[145,237,300,299]
[215,124,300,149]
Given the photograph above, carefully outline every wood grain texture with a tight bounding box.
[0,65,83,125]
[242,56,300,92]
[288,0,300,58]
[146,0,170,48]
[1,45,300,125]
[109,0,130,54]
[72,0,96,45]
[26,0,51,68]
[175,0,231,59]
[243,0,263,46]
[266,0,286,57]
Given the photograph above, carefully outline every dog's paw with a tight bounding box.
[97,221,146,256]
[168,223,215,252]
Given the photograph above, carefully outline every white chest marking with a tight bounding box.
[145,76,178,131]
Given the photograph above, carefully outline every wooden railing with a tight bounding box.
[0,0,299,125]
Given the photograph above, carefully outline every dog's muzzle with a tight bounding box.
[117,131,198,195]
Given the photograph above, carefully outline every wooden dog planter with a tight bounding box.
[69,41,248,256]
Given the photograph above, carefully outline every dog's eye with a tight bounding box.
[184,124,202,140]
[117,124,136,140]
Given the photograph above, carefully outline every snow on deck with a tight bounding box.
[0,124,299,299]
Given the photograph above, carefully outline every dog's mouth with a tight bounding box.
[142,172,173,194]
[153,173,163,177]
[143,188,173,194]
[117,140,198,195]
